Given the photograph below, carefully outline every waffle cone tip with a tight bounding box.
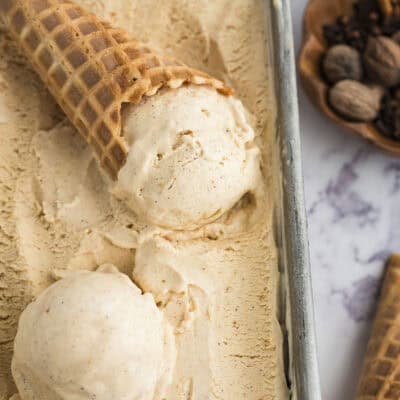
[356,254,400,399]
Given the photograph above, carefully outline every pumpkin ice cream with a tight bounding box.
[0,0,287,399]
[114,86,260,230]
[12,267,175,400]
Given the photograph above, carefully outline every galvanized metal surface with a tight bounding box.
[270,1,322,399]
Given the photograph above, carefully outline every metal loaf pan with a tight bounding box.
[269,1,321,399]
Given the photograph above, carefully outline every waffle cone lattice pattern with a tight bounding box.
[357,254,400,400]
[0,0,232,179]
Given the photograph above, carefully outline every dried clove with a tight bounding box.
[375,92,400,139]
[329,80,384,121]
[323,44,363,83]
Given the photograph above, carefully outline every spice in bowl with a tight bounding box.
[321,0,400,141]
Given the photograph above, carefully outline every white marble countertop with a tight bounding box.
[291,1,400,399]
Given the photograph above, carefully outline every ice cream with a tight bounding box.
[11,267,175,400]
[113,86,260,230]
[0,0,287,399]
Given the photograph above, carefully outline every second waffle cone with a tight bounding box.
[0,0,232,179]
[356,254,400,399]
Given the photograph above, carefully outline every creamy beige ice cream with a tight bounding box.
[0,0,287,399]
[114,86,260,230]
[12,267,175,400]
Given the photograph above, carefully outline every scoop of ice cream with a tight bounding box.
[113,86,260,230]
[12,268,175,400]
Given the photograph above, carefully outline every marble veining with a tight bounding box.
[332,275,381,323]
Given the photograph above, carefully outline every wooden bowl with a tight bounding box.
[299,0,400,155]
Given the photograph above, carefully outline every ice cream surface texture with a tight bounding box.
[0,0,287,399]
[12,268,175,400]
[114,86,260,230]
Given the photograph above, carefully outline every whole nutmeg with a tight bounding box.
[323,44,363,83]
[363,36,400,87]
[329,80,384,121]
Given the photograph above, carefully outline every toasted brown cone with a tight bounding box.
[299,0,400,157]
[356,254,400,399]
[0,0,232,179]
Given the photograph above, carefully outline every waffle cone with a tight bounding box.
[0,0,232,179]
[356,254,400,400]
